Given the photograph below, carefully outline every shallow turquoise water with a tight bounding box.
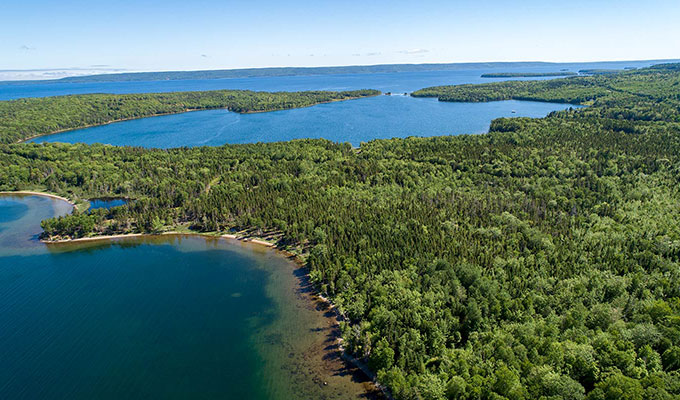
[30,96,579,147]
[0,195,376,399]
[0,195,72,255]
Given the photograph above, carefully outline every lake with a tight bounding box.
[0,194,380,399]
[28,96,579,147]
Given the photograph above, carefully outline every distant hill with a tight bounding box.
[3,59,678,85]
[51,62,563,83]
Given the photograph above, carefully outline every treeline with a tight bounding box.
[2,65,680,399]
[481,72,577,78]
[0,89,379,144]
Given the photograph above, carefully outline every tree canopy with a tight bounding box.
[1,64,680,399]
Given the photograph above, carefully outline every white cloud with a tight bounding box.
[352,52,382,57]
[398,48,429,55]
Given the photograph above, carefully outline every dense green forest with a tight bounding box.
[578,69,629,75]
[481,72,577,78]
[0,89,378,144]
[2,64,680,399]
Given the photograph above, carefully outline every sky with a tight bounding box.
[2,0,679,78]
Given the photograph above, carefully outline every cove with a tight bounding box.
[0,194,381,399]
[29,96,579,148]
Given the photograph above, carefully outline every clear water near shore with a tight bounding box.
[0,194,379,399]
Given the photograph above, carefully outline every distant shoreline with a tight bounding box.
[18,94,378,144]
[18,109,201,144]
[481,71,577,78]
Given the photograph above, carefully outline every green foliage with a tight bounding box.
[587,372,644,400]
[2,64,680,398]
[663,347,680,372]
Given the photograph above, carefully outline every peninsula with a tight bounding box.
[480,72,577,78]
[0,89,379,144]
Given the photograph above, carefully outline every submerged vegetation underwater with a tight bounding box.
[1,64,680,399]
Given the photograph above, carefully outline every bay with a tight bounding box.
[0,195,379,399]
[28,96,579,148]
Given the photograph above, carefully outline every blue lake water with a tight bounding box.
[30,96,579,147]
[88,198,128,210]
[0,194,377,399]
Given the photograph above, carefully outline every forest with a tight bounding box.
[0,89,379,144]
[1,64,680,399]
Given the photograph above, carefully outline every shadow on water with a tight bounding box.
[291,264,386,399]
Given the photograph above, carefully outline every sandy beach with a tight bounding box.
[0,190,75,205]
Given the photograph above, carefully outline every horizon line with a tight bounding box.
[2,58,679,83]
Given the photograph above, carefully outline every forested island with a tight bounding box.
[0,89,379,144]
[578,69,626,75]
[481,72,577,78]
[1,64,680,399]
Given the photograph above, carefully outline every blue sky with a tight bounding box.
[2,0,679,75]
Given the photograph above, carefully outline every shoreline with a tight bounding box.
[43,230,389,398]
[3,189,388,398]
[46,231,389,397]
[17,94,379,144]
[17,109,204,143]
[0,191,76,206]
[42,231,278,247]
